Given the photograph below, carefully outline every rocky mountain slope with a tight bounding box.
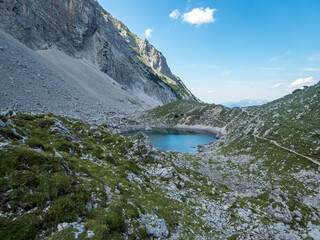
[1,102,320,239]
[231,85,320,158]
[143,82,320,239]
[0,29,146,118]
[0,0,197,106]
[146,82,320,160]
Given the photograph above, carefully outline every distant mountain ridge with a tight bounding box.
[0,0,198,105]
[222,99,269,108]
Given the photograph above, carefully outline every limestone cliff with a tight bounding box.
[0,0,198,105]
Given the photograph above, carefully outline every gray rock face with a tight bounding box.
[309,227,320,240]
[0,119,6,128]
[0,29,143,124]
[141,214,169,239]
[127,134,154,162]
[268,204,293,224]
[0,0,197,105]
[150,166,177,180]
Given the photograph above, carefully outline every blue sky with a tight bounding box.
[98,0,320,103]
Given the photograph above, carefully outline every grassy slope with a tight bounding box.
[143,83,320,238]
[222,83,320,161]
[146,83,320,160]
[145,100,243,128]
[0,112,235,239]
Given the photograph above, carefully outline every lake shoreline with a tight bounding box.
[121,124,225,139]
[122,127,219,154]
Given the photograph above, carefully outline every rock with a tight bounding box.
[215,131,223,139]
[179,174,191,182]
[86,202,93,211]
[223,205,229,210]
[61,163,72,175]
[104,185,113,205]
[71,222,86,239]
[57,222,71,232]
[32,148,45,154]
[152,166,176,180]
[56,222,86,238]
[238,208,252,222]
[50,120,78,140]
[248,222,301,240]
[127,173,143,184]
[90,126,98,131]
[292,210,302,220]
[268,204,293,224]
[0,0,197,111]
[115,188,120,194]
[87,231,95,238]
[0,46,4,51]
[128,134,154,162]
[54,150,62,158]
[197,145,205,152]
[142,214,169,239]
[42,201,51,213]
[309,228,320,239]
[0,119,6,128]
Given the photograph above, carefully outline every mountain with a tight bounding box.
[0,0,198,110]
[1,0,320,238]
[222,99,269,108]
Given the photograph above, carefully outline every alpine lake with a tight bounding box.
[124,129,216,154]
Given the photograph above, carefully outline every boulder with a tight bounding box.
[268,204,293,224]
[151,166,177,180]
[142,214,169,239]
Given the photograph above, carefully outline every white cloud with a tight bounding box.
[170,10,180,19]
[271,83,281,88]
[208,90,214,94]
[182,7,216,26]
[288,77,315,88]
[144,28,153,38]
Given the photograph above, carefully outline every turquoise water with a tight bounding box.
[125,129,216,154]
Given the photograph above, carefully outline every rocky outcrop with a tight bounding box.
[0,29,143,123]
[141,214,169,239]
[0,0,198,105]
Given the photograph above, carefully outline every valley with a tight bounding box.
[0,0,319,239]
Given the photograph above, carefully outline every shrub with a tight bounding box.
[25,138,48,151]
[0,127,22,140]
[44,196,77,227]
[38,118,55,129]
[56,139,74,152]
[0,218,38,240]
[105,203,126,233]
